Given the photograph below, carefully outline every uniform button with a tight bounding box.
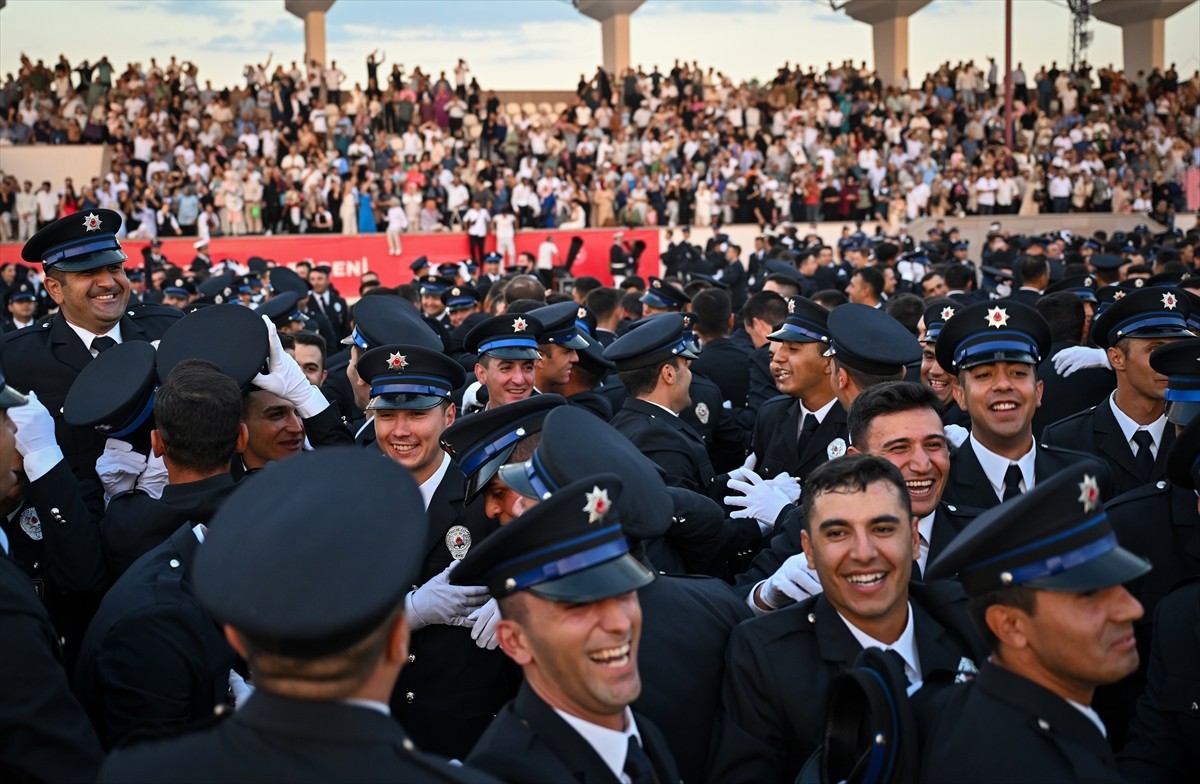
[1037,719,1050,731]
[50,507,60,516]
[402,738,415,752]
[405,692,415,703]
[1191,701,1199,714]
[1157,481,1167,489]
[947,504,957,512]
[169,559,181,569]
[407,654,416,664]
[807,613,817,623]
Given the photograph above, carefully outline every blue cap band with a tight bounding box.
[460,427,528,476]
[105,389,157,439]
[349,326,370,350]
[771,321,829,343]
[43,235,122,265]
[495,526,629,593]
[969,513,1110,582]
[954,334,1040,366]
[1111,314,1190,340]
[641,290,675,309]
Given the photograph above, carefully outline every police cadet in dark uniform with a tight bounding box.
[98,448,499,784]
[936,299,1106,511]
[1,210,181,510]
[355,343,517,759]
[1033,290,1117,439]
[919,301,971,428]
[639,276,691,315]
[605,313,713,493]
[461,313,544,414]
[918,464,1149,784]
[443,285,484,354]
[268,266,339,349]
[3,281,37,332]
[528,300,589,397]
[453,474,682,784]
[710,455,985,784]
[0,361,105,783]
[610,231,634,284]
[1042,287,1192,497]
[496,406,750,784]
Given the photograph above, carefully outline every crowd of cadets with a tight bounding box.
[1,206,1199,784]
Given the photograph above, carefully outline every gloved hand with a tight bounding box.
[468,598,502,651]
[1053,345,1110,377]
[96,438,148,503]
[405,562,490,632]
[725,472,793,535]
[756,552,824,611]
[251,316,329,418]
[763,471,802,504]
[944,423,969,449]
[9,391,63,482]
[461,381,485,413]
[137,451,169,500]
[726,453,758,484]
[227,669,255,710]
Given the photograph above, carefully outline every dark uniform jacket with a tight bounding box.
[389,462,517,760]
[708,582,985,784]
[1119,581,1200,784]
[98,690,499,784]
[0,551,103,784]
[916,663,1125,784]
[1041,398,1176,498]
[1033,340,1116,439]
[940,439,1107,512]
[751,396,848,483]
[747,345,777,411]
[610,398,715,493]
[101,473,239,580]
[306,289,350,340]
[73,523,237,750]
[467,681,681,784]
[635,571,751,784]
[691,335,750,408]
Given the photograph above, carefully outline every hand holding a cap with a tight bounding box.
[405,561,490,631]
[252,316,329,418]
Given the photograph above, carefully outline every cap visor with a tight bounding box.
[1166,399,1200,427]
[485,347,542,361]
[767,326,820,343]
[958,351,1038,370]
[1023,546,1151,593]
[50,248,129,273]
[497,459,541,499]
[526,554,655,603]
[366,393,445,411]
[0,385,28,409]
[463,449,515,505]
[340,334,356,346]
[559,334,589,350]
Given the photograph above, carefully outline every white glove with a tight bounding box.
[757,552,824,611]
[9,391,63,482]
[136,451,169,499]
[763,471,802,504]
[461,381,484,412]
[1053,345,1110,377]
[251,316,329,418]
[227,669,255,710]
[944,423,969,449]
[725,472,792,534]
[726,453,758,484]
[96,438,148,503]
[405,562,490,632]
[468,598,502,651]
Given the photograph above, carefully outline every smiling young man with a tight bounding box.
[710,454,985,784]
[527,301,588,396]
[919,300,971,427]
[463,313,544,413]
[919,464,1149,784]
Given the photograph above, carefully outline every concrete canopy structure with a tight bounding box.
[284,0,336,68]
[573,0,645,77]
[843,0,932,87]
[1091,0,1197,77]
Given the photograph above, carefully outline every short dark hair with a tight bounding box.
[155,359,243,473]
[1035,292,1084,344]
[690,288,732,337]
[944,264,974,291]
[799,453,912,532]
[572,276,603,298]
[847,381,944,447]
[617,357,679,398]
[504,275,546,304]
[811,289,848,310]
[620,291,644,319]
[291,330,327,362]
[853,267,884,299]
[1018,255,1048,284]
[967,584,1038,652]
[763,274,801,298]
[885,293,925,337]
[741,290,788,329]
[585,287,622,321]
[833,356,903,392]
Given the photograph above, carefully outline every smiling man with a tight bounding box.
[919,300,971,427]
[710,455,985,783]
[463,314,544,412]
[528,301,588,396]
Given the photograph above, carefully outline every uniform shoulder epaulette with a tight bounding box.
[1040,405,1097,435]
[4,319,54,340]
[1106,478,1172,508]
[760,393,792,410]
[126,303,183,320]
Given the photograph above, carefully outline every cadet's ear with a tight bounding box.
[495,618,532,666]
[235,423,249,454]
[223,625,248,659]
[985,602,1032,651]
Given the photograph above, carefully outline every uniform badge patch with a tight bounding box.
[955,656,979,684]
[827,438,847,460]
[445,526,472,560]
[694,402,710,424]
[19,508,43,541]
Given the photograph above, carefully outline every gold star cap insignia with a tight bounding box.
[1162,292,1178,310]
[512,317,527,332]
[387,352,408,370]
[985,306,1009,329]
[582,485,611,524]
[1077,474,1100,513]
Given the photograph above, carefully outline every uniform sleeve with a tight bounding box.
[302,400,354,448]
[25,458,109,594]
[732,507,805,597]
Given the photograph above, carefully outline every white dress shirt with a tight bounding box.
[65,319,122,358]
[1108,393,1167,461]
[554,706,643,784]
[838,601,923,692]
[418,451,453,511]
[969,433,1037,500]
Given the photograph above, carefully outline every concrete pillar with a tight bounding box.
[843,0,932,87]
[1091,0,1196,78]
[574,0,644,78]
[284,0,336,69]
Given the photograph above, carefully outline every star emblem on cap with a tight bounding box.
[582,486,611,524]
[652,279,661,288]
[940,306,956,321]
[512,317,527,332]
[451,287,461,296]
[1077,474,1100,513]
[985,306,1009,329]
[577,307,587,319]
[387,352,408,370]
[1113,290,1126,301]
[787,298,796,314]
[81,213,102,232]
[1162,292,1178,310]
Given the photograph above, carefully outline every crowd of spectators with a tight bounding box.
[1,50,1197,252]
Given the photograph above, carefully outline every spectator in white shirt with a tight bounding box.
[385,198,408,256]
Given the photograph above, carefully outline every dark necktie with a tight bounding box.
[624,736,657,784]
[1132,430,1155,476]
[90,336,117,355]
[1002,464,1023,502]
[797,413,819,459]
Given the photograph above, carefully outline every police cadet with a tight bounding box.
[461,313,543,414]
[710,454,985,784]
[98,448,499,784]
[453,473,682,784]
[640,276,691,315]
[936,299,1104,510]
[268,266,339,349]
[3,281,37,332]
[305,264,349,340]
[528,300,588,396]
[160,277,196,310]
[419,274,455,324]
[1042,287,1193,496]
[2,210,181,504]
[919,300,971,428]
[354,342,518,758]
[918,464,1149,784]
[0,365,104,782]
[605,313,713,493]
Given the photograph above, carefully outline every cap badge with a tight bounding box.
[387,352,408,370]
[985,306,1009,329]
[652,279,661,288]
[1113,290,1126,301]
[787,298,796,314]
[1162,292,1178,310]
[954,656,979,684]
[583,486,611,524]
[445,525,472,560]
[940,306,956,321]
[827,438,847,460]
[81,213,102,232]
[512,317,527,332]
[451,287,461,296]
[577,307,587,320]
[1077,474,1100,513]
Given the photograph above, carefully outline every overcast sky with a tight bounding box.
[2,0,1197,91]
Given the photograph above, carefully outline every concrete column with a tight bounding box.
[574,0,644,78]
[842,0,932,87]
[1091,0,1196,78]
[284,0,336,69]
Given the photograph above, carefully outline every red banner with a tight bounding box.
[1,229,661,295]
